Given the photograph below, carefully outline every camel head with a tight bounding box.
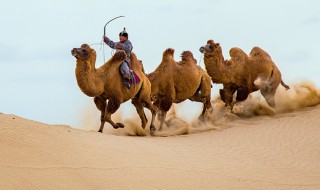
[199,40,220,54]
[71,44,96,62]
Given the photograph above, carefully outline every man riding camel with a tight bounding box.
[103,28,133,89]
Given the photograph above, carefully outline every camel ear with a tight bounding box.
[80,44,94,54]
[208,39,214,44]
[81,44,90,49]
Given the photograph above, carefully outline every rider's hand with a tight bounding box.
[115,42,122,49]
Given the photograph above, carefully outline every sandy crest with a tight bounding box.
[0,104,320,190]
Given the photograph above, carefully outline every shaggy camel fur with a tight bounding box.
[200,39,289,111]
[71,44,157,134]
[147,48,212,130]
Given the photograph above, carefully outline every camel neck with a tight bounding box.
[75,59,104,97]
[203,53,231,84]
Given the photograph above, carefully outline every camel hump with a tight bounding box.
[163,48,175,58]
[249,47,271,59]
[229,47,247,65]
[111,50,127,62]
[180,51,194,61]
[130,52,137,60]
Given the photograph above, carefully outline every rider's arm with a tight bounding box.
[120,40,133,52]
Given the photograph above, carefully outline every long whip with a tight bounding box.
[101,16,125,63]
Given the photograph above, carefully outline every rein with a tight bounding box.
[198,53,203,67]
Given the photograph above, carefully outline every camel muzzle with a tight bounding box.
[199,46,205,53]
[71,48,78,56]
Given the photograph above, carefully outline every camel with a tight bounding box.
[199,39,290,111]
[147,48,212,130]
[71,44,157,134]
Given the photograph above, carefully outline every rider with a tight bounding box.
[103,28,133,89]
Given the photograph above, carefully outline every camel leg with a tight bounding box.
[260,87,276,108]
[157,94,173,131]
[132,97,148,129]
[220,84,238,112]
[136,97,157,135]
[189,93,212,122]
[229,101,236,113]
[136,81,158,135]
[143,102,157,135]
[94,97,107,133]
[158,110,167,131]
[100,98,123,132]
[189,94,206,121]
[203,96,213,119]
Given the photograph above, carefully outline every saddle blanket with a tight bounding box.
[130,70,140,84]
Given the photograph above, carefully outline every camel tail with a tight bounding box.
[163,48,175,58]
[281,79,290,90]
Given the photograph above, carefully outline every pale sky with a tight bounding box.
[1,0,319,128]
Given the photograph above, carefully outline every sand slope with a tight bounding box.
[1,82,320,190]
[1,104,320,190]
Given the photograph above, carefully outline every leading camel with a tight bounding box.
[147,48,212,130]
[199,39,289,111]
[71,44,157,134]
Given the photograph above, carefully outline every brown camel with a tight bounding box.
[71,44,157,134]
[199,39,290,111]
[147,48,212,130]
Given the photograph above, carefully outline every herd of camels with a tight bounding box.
[71,39,290,135]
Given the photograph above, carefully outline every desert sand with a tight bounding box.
[1,82,320,190]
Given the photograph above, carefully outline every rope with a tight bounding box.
[198,53,203,67]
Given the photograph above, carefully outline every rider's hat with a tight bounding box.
[119,27,128,37]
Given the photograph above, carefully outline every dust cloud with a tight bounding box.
[77,81,320,137]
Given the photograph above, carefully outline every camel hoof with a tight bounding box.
[114,123,124,129]
[98,130,103,133]
[198,115,205,122]
[207,107,213,114]
[150,126,156,136]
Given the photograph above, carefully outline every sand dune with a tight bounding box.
[1,82,320,189]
